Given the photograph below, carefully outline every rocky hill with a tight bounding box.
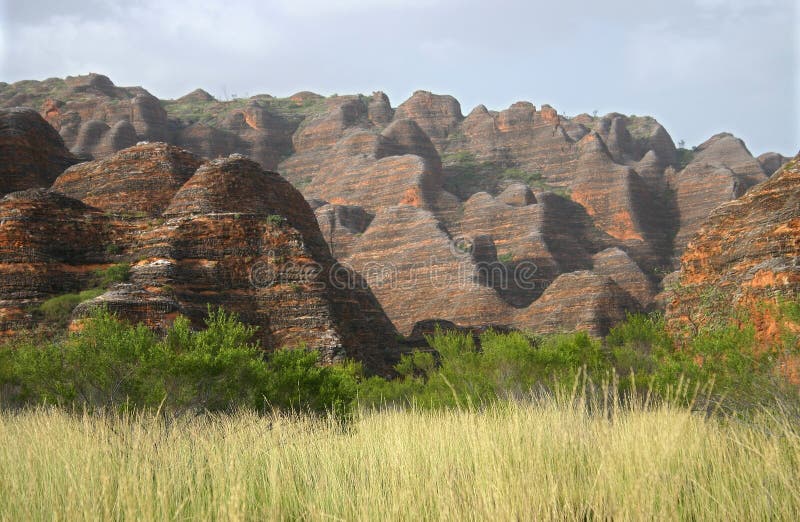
[0,113,400,373]
[0,74,793,340]
[665,156,799,334]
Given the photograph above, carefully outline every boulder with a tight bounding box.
[757,151,791,177]
[515,270,639,336]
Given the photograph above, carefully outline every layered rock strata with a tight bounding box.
[0,140,400,372]
[0,107,78,195]
[1,75,789,338]
[666,156,800,336]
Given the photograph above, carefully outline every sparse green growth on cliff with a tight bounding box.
[105,243,122,255]
[265,214,285,226]
[498,252,514,263]
[161,93,327,127]
[442,151,568,198]
[93,262,130,287]
[676,147,694,169]
[35,289,106,326]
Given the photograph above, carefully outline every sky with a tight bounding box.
[0,0,797,155]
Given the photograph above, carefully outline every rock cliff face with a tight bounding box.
[0,128,399,371]
[670,133,768,254]
[0,108,78,195]
[514,271,638,337]
[344,205,508,335]
[0,189,111,331]
[757,152,790,177]
[1,74,790,338]
[665,156,800,339]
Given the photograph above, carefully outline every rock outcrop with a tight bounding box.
[0,189,111,330]
[314,204,373,259]
[592,247,655,309]
[1,74,786,339]
[0,141,400,372]
[757,152,791,177]
[52,143,202,215]
[514,271,638,336]
[671,133,768,254]
[666,156,800,339]
[0,108,78,195]
[345,205,508,335]
[394,91,463,150]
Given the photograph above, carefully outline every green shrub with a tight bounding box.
[265,214,285,226]
[500,168,543,185]
[93,262,130,287]
[105,243,122,255]
[5,307,361,416]
[676,148,694,169]
[36,288,105,325]
[33,263,130,326]
[260,348,360,416]
[361,328,612,409]
[498,252,514,263]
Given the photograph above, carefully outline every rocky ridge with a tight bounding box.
[0,123,399,372]
[1,74,794,337]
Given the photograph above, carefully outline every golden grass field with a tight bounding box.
[1,398,799,521]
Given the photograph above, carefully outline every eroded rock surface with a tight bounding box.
[1,74,786,338]
[53,142,202,215]
[0,142,399,372]
[671,133,768,254]
[666,156,800,337]
[0,108,78,195]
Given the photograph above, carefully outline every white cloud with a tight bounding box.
[0,0,795,154]
[272,0,442,17]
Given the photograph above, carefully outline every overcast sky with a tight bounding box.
[1,0,797,155]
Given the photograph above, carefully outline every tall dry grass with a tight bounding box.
[0,396,798,521]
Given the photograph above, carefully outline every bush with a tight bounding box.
[4,301,798,417]
[92,262,130,287]
[33,263,130,326]
[359,328,612,409]
[36,288,105,325]
[105,243,122,255]
[497,252,514,263]
[360,307,799,412]
[676,148,694,169]
[265,214,285,226]
[3,307,361,416]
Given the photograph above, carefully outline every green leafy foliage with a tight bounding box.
[1,308,359,416]
[4,298,799,417]
[33,263,131,326]
[105,243,122,255]
[359,328,610,408]
[497,252,514,263]
[35,289,105,325]
[361,302,800,412]
[265,214,285,226]
[676,147,694,169]
[92,262,130,287]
